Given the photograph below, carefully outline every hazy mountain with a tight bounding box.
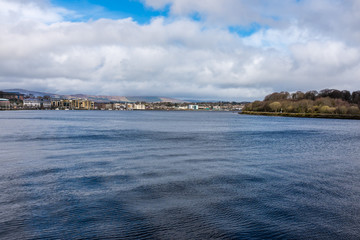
[2,89,184,103]
[2,89,55,98]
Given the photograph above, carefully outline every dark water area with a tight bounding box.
[0,111,360,239]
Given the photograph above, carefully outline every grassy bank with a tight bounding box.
[240,111,360,120]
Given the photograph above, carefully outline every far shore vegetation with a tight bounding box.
[242,89,360,120]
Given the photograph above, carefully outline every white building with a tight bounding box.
[23,99,41,108]
[188,104,199,110]
[133,104,146,110]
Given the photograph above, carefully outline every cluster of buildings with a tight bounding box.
[93,103,145,111]
[91,102,244,111]
[0,91,96,110]
[0,91,245,111]
[52,99,94,110]
[0,91,23,110]
[0,98,11,110]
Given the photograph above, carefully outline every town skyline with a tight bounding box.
[0,89,246,111]
[1,88,243,103]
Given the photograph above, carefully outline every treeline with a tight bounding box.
[244,89,360,115]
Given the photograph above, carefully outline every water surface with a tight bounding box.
[0,111,359,239]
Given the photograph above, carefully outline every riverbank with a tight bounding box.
[240,111,360,120]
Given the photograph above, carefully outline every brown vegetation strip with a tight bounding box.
[240,111,360,120]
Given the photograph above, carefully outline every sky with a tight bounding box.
[0,0,360,100]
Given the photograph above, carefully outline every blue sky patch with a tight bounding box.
[229,23,264,37]
[51,0,169,23]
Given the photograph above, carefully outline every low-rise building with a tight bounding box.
[198,105,210,110]
[23,99,41,108]
[41,100,52,109]
[133,104,145,110]
[212,106,222,111]
[188,104,199,110]
[176,106,188,110]
[94,102,106,110]
[51,99,95,110]
[112,103,124,110]
[0,98,10,110]
[51,99,61,109]
[126,103,133,110]
[73,99,95,110]
[105,103,113,110]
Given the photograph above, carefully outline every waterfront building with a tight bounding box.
[0,91,24,101]
[51,99,61,109]
[51,99,95,110]
[126,103,133,110]
[94,102,114,110]
[0,98,10,110]
[41,99,52,109]
[73,99,95,110]
[61,99,72,109]
[112,103,121,110]
[23,99,41,108]
[133,104,145,110]
[198,105,210,110]
[188,104,199,110]
[23,99,51,109]
[105,103,113,110]
[94,102,106,110]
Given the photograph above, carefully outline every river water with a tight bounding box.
[0,111,359,239]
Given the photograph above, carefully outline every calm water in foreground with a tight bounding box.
[0,111,359,239]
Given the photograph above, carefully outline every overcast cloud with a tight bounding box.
[0,0,359,100]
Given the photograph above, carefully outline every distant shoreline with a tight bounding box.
[240,111,360,120]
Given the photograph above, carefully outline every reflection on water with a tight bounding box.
[1,111,360,239]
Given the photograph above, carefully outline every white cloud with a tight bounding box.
[0,0,71,24]
[0,0,360,100]
[144,0,360,43]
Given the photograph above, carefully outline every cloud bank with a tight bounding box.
[0,0,359,100]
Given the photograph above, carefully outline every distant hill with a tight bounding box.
[183,99,250,104]
[1,89,184,103]
[2,89,55,98]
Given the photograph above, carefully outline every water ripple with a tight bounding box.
[1,111,360,239]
